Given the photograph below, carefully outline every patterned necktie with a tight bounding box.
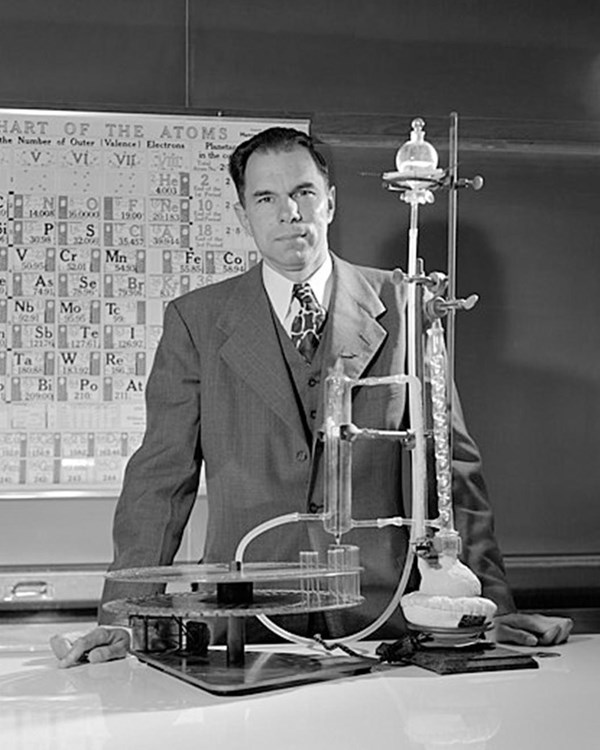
[290,282,327,363]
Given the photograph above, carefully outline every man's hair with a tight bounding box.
[228,127,330,204]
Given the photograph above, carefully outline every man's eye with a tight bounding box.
[296,189,316,198]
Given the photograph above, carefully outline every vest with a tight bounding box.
[272,311,327,445]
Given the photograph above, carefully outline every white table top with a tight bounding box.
[0,622,598,750]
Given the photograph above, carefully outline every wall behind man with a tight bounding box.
[1,0,599,605]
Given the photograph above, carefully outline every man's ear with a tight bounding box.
[327,185,336,224]
[234,202,253,236]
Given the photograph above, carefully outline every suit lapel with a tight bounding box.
[216,258,390,443]
[313,255,390,452]
[322,256,388,382]
[217,264,306,439]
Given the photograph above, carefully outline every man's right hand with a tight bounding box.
[50,627,131,668]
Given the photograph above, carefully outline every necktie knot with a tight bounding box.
[290,282,326,362]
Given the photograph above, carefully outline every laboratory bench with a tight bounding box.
[0,620,598,750]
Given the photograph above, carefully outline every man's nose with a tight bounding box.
[279,196,301,222]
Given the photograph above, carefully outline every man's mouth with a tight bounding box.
[277,231,307,241]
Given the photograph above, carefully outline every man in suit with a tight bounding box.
[55,127,571,666]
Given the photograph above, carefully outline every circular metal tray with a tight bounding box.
[106,562,361,585]
[104,589,364,619]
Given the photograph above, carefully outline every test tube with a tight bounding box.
[327,544,360,603]
[327,546,344,604]
[323,364,353,540]
[300,550,320,607]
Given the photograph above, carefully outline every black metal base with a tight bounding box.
[407,644,539,675]
[134,648,375,695]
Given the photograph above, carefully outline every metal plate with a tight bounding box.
[136,648,375,695]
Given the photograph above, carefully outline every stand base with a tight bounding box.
[135,648,375,695]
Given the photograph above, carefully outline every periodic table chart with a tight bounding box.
[0,109,308,495]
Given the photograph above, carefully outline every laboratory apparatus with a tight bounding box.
[106,115,528,694]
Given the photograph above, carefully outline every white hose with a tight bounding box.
[234,512,315,563]
[234,512,419,647]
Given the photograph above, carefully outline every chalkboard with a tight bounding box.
[321,132,600,557]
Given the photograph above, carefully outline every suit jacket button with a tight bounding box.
[296,450,308,462]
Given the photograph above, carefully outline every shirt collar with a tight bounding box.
[262,253,333,325]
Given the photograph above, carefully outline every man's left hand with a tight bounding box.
[494,612,573,647]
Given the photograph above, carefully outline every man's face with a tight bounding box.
[234,146,336,280]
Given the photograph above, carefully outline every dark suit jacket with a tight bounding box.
[100,254,515,638]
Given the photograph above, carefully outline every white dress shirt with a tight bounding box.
[261,254,333,336]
